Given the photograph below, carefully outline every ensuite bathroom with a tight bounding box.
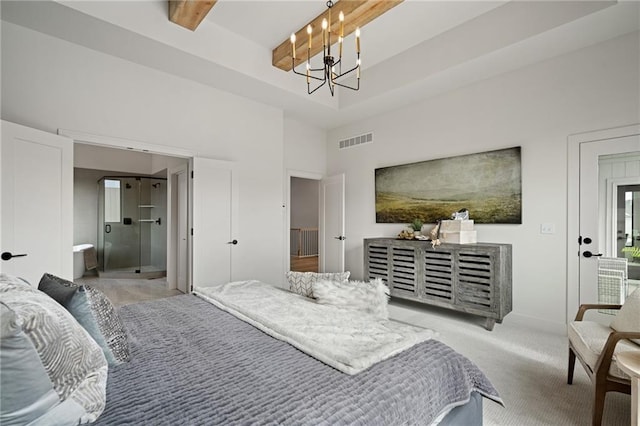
[72,143,189,301]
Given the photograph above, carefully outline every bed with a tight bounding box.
[1,274,502,425]
[95,281,501,425]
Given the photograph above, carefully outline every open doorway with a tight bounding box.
[73,143,189,304]
[290,177,320,272]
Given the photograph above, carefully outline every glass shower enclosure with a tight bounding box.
[97,176,167,277]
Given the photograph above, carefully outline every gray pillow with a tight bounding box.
[0,273,107,425]
[285,271,351,298]
[38,273,131,366]
[38,273,77,306]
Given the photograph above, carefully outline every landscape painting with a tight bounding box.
[375,147,522,224]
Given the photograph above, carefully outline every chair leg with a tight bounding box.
[568,347,576,385]
[592,386,606,426]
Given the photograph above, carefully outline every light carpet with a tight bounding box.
[388,299,630,426]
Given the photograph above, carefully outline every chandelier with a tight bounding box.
[290,1,361,96]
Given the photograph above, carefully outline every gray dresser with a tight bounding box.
[364,238,512,330]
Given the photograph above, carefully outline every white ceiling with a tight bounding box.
[2,1,639,129]
[207,1,509,68]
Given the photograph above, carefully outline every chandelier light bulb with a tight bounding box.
[290,33,296,59]
[322,19,328,30]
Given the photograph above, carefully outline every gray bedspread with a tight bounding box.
[95,295,501,425]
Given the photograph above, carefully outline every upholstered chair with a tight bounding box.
[567,287,640,425]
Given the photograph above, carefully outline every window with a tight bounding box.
[104,179,121,223]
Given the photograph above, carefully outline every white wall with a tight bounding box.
[151,154,188,176]
[2,22,287,286]
[76,143,188,177]
[284,116,327,175]
[327,32,640,329]
[75,144,153,174]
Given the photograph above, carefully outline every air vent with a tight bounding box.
[338,132,373,149]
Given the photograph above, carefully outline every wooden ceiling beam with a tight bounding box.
[169,0,217,31]
[272,0,403,72]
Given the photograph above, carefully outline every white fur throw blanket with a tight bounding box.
[313,278,390,319]
[194,280,437,375]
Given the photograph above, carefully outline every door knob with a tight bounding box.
[227,240,238,245]
[1,252,28,261]
[334,236,346,241]
[582,251,603,258]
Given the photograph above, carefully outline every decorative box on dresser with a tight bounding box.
[364,238,512,330]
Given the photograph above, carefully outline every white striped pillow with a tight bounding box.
[0,273,108,425]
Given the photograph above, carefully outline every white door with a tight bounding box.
[191,157,237,288]
[578,135,640,310]
[320,174,345,272]
[1,121,73,285]
[177,169,189,293]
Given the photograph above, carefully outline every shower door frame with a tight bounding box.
[98,175,167,276]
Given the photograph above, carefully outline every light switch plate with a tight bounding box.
[540,223,555,234]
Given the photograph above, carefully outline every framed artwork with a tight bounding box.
[375,147,522,224]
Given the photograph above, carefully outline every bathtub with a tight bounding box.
[73,244,94,279]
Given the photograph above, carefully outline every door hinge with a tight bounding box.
[191,228,193,236]
[191,171,194,178]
